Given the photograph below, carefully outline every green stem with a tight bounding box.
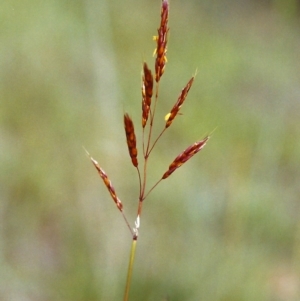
[123,237,137,301]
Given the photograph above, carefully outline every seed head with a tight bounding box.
[124,113,138,167]
[165,76,194,128]
[162,136,209,179]
[89,156,123,211]
[154,0,169,82]
[142,62,153,128]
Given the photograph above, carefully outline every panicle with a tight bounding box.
[165,76,194,128]
[142,62,153,128]
[154,0,169,82]
[124,113,139,167]
[162,136,209,179]
[90,156,123,211]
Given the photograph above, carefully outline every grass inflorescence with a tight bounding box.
[86,1,209,300]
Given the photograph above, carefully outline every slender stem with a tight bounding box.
[137,200,143,216]
[141,157,148,198]
[142,178,162,201]
[123,237,138,301]
[148,128,166,156]
[136,167,142,201]
[145,83,160,155]
[152,82,160,119]
[142,128,145,157]
[121,211,134,236]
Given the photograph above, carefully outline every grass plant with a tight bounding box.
[86,1,209,300]
[1,0,300,300]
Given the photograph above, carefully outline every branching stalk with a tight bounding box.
[87,1,209,300]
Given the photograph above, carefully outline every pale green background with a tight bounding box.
[1,0,300,300]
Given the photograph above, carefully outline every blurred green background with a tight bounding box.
[1,0,300,300]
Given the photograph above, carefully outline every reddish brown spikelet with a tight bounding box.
[154,0,169,82]
[142,62,153,127]
[162,136,209,179]
[124,113,138,167]
[165,76,194,128]
[90,157,123,211]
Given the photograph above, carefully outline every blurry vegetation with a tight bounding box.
[1,0,300,300]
